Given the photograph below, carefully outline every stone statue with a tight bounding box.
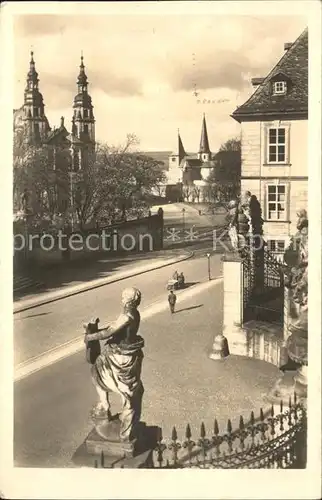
[20,188,30,213]
[284,210,308,308]
[227,192,264,252]
[84,287,144,443]
[226,199,239,251]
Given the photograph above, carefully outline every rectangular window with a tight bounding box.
[34,108,39,117]
[273,81,287,95]
[84,109,88,118]
[267,184,286,220]
[267,239,285,253]
[84,124,88,134]
[268,128,286,163]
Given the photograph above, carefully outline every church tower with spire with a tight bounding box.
[169,130,186,168]
[198,113,211,162]
[167,130,187,184]
[72,54,95,150]
[22,51,50,144]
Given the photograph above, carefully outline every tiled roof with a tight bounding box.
[232,28,308,121]
[45,125,84,145]
[184,158,202,167]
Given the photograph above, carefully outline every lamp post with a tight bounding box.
[69,171,75,232]
[206,252,211,281]
[182,207,185,232]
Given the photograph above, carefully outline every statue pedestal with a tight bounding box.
[73,418,159,468]
[86,418,137,458]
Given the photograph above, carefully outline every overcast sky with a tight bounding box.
[14,13,307,153]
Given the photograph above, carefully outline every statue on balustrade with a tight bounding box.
[269,210,308,402]
[227,191,264,256]
[284,209,308,308]
[84,287,144,443]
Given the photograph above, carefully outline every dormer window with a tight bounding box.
[273,81,287,95]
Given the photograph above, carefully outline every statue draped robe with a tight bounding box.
[90,308,144,441]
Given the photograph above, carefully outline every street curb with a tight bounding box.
[14,250,194,314]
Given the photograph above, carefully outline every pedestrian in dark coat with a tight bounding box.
[168,290,177,314]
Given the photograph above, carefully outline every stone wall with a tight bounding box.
[14,213,164,270]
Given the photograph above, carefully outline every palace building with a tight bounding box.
[232,28,308,259]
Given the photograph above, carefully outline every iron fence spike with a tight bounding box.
[172,426,178,441]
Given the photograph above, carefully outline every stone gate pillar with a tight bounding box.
[209,252,246,359]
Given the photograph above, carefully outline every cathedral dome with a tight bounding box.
[73,92,93,107]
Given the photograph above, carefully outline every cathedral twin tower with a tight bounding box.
[14,51,95,156]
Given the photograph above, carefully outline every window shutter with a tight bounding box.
[286,182,291,222]
[263,183,268,220]
[264,126,268,164]
[286,125,290,164]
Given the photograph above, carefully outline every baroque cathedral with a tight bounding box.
[13,51,96,213]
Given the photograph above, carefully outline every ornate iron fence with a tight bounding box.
[93,395,306,469]
[242,246,285,323]
[263,248,285,289]
[152,395,306,469]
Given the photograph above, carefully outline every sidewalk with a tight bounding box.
[141,279,281,439]
[14,249,192,314]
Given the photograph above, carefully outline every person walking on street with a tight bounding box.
[168,290,177,314]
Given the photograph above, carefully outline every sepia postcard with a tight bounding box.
[0,1,321,499]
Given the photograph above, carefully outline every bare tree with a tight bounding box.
[74,135,167,228]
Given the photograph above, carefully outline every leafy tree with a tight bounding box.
[207,137,241,201]
[218,137,241,152]
[13,129,69,220]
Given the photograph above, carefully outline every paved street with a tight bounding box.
[14,274,280,468]
[14,253,222,365]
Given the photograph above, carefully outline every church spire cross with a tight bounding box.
[26,50,39,85]
[77,52,88,88]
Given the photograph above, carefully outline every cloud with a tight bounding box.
[14,15,69,37]
[36,69,142,110]
[13,13,307,150]
[89,71,142,97]
[170,54,257,93]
